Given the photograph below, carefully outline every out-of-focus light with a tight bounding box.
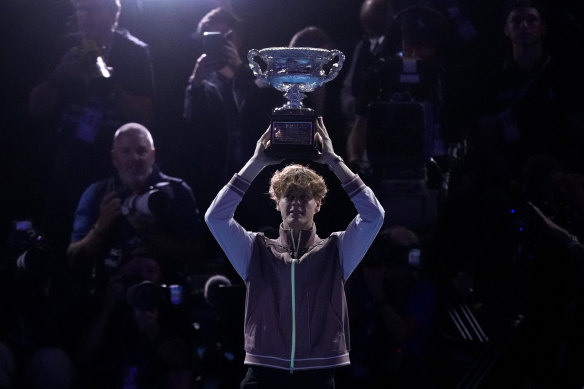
[224,352,235,361]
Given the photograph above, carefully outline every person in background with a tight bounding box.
[346,4,453,172]
[347,226,438,388]
[289,26,346,156]
[468,0,584,194]
[340,0,392,132]
[183,6,281,213]
[76,250,196,389]
[28,0,155,258]
[67,123,202,305]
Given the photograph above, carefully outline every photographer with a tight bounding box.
[499,155,584,387]
[347,226,437,388]
[76,252,197,389]
[346,5,455,172]
[182,6,283,215]
[28,0,155,257]
[0,221,78,389]
[67,123,202,299]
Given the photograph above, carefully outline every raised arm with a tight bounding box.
[237,126,284,182]
[314,116,355,184]
[314,117,384,279]
[204,127,283,279]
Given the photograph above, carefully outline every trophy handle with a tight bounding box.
[321,49,345,83]
[247,49,269,84]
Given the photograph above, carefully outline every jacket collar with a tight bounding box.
[278,223,318,256]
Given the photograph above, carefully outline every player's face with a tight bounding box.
[277,187,321,232]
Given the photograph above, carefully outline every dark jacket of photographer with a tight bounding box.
[70,165,201,285]
[183,63,282,211]
[47,28,154,188]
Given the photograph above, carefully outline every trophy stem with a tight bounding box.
[282,85,306,110]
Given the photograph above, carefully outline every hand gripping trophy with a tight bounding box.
[248,47,344,159]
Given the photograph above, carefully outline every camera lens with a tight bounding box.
[146,189,170,216]
[126,281,164,310]
[122,186,171,217]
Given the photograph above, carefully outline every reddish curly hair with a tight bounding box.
[269,164,328,203]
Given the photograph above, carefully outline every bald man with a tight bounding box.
[67,123,202,291]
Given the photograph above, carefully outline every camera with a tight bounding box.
[126,281,184,310]
[1,220,55,281]
[365,235,421,268]
[77,39,112,79]
[121,182,174,218]
[202,30,230,57]
[15,246,54,278]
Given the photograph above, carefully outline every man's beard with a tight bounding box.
[119,167,153,189]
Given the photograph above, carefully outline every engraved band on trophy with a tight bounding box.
[247,47,345,159]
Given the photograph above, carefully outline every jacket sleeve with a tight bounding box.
[70,183,101,243]
[204,174,257,280]
[335,175,385,280]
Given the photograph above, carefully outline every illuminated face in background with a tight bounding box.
[112,128,156,191]
[74,0,120,41]
[505,7,546,47]
[277,187,321,232]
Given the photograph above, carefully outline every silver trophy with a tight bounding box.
[248,47,345,159]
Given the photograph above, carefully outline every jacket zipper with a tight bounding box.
[289,230,301,374]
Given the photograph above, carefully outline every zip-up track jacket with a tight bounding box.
[205,173,384,371]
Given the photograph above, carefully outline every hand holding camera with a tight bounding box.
[49,46,86,84]
[94,191,122,238]
[51,40,112,84]
[119,182,175,235]
[93,183,174,241]
[126,212,158,236]
[102,274,126,312]
[218,33,243,70]
[189,30,241,85]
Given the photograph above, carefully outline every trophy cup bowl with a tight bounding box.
[248,47,345,159]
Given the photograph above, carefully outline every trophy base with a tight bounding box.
[266,110,319,160]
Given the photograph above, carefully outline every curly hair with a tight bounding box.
[269,164,328,203]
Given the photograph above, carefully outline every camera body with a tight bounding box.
[365,235,422,269]
[1,220,55,283]
[121,182,174,218]
[202,30,230,57]
[126,280,184,310]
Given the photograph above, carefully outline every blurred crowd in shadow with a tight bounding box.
[1,0,584,387]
